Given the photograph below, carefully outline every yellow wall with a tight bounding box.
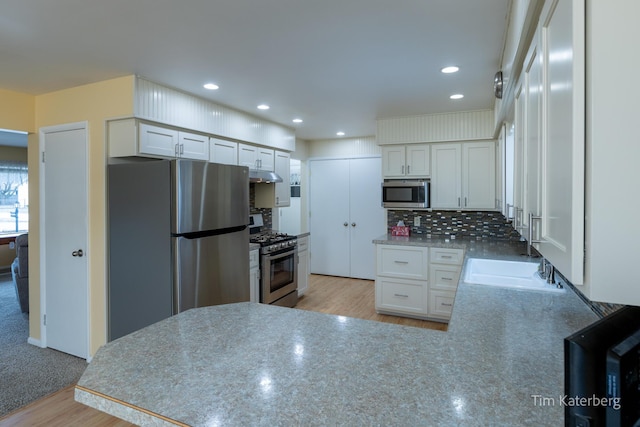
[0,88,35,133]
[31,75,134,355]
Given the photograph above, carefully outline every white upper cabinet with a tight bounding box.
[138,123,179,158]
[431,144,461,208]
[108,119,210,160]
[462,141,496,210]
[381,144,430,178]
[177,130,209,161]
[431,141,495,210]
[238,143,274,171]
[209,137,238,165]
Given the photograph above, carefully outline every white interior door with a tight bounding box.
[349,158,385,280]
[40,123,89,359]
[309,159,350,277]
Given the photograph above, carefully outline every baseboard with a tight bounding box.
[27,337,44,347]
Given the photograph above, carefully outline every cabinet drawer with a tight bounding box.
[376,278,426,314]
[429,248,464,265]
[428,290,456,319]
[377,245,428,280]
[249,249,259,269]
[429,264,461,291]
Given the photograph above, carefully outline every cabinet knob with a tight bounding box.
[343,222,348,227]
[351,222,356,227]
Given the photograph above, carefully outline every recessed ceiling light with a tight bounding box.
[292,118,303,123]
[450,94,464,100]
[257,104,270,110]
[336,131,345,136]
[441,66,459,74]
[203,83,219,90]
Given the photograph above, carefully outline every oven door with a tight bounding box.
[261,247,298,304]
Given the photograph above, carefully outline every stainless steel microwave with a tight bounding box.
[382,180,430,209]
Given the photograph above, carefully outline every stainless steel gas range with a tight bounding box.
[249,214,298,307]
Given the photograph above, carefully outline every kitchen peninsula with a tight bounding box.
[76,238,597,426]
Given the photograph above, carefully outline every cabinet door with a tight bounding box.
[210,138,238,165]
[139,123,179,158]
[178,131,209,160]
[297,237,309,296]
[238,143,258,169]
[406,144,430,177]
[257,148,275,171]
[381,146,406,177]
[431,143,461,208]
[462,142,495,209]
[274,151,290,207]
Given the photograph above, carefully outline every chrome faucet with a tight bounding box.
[537,258,557,285]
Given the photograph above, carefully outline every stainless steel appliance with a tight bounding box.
[382,180,430,209]
[249,214,298,307]
[108,159,250,341]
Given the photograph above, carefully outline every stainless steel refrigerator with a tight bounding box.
[108,159,249,341]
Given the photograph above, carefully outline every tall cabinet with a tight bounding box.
[309,157,386,280]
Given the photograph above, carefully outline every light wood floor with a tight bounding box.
[0,274,446,426]
[0,385,135,427]
[297,274,448,331]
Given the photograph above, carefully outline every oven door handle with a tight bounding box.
[263,247,296,260]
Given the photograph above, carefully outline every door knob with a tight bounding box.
[351,223,356,227]
[343,222,348,227]
[72,249,84,257]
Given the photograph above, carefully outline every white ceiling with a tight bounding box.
[0,0,510,141]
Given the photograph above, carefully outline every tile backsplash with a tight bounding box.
[387,210,522,241]
[249,184,272,229]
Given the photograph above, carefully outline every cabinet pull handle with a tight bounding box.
[394,293,409,298]
[441,255,452,259]
[458,197,461,207]
[407,165,410,174]
[464,197,467,207]
[442,277,452,281]
[442,303,453,307]
[401,165,405,174]
[394,260,409,264]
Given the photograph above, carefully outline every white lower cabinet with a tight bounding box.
[375,244,463,322]
[249,248,260,303]
[297,235,309,296]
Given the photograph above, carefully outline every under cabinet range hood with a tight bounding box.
[249,169,283,183]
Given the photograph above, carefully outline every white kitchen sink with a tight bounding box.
[463,258,566,293]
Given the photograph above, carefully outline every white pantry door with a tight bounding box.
[309,157,384,280]
[40,123,89,359]
[309,159,351,277]
[348,158,384,280]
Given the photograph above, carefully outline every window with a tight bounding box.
[0,161,28,235]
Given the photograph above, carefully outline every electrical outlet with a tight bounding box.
[414,216,421,227]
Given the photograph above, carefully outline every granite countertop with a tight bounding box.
[76,238,597,426]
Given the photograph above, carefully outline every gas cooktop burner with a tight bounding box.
[250,231,297,246]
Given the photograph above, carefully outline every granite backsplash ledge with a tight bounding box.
[387,210,522,241]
